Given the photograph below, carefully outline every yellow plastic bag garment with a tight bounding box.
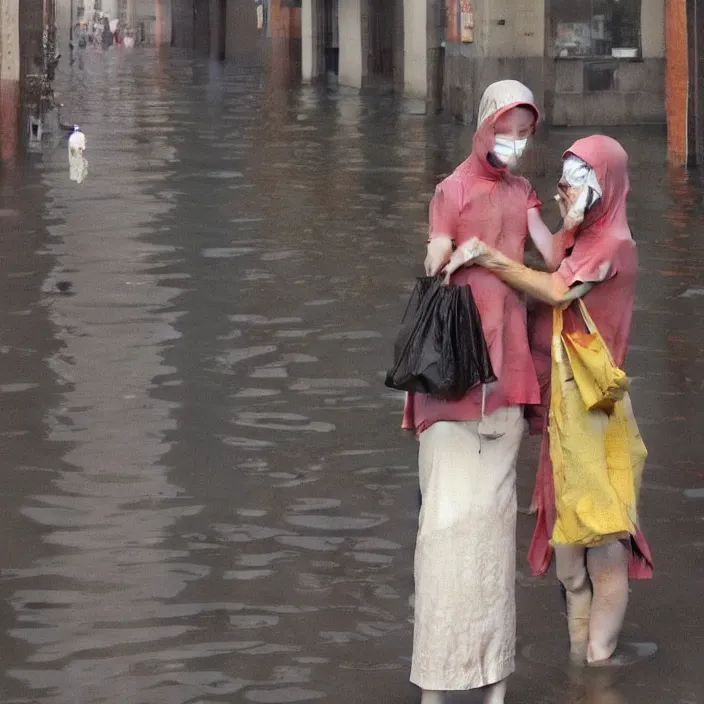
[562,301,630,413]
[549,301,647,547]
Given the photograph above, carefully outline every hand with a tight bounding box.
[424,237,453,276]
[442,238,489,284]
[557,183,589,230]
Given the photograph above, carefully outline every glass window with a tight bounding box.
[550,0,641,58]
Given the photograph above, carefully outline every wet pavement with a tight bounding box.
[0,49,702,704]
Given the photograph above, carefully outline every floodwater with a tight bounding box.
[0,49,702,704]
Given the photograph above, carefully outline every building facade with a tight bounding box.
[301,0,667,126]
[1,0,61,161]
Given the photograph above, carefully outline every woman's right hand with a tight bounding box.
[424,237,453,276]
[557,182,589,230]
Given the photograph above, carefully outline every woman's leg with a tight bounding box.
[555,544,592,660]
[420,691,444,704]
[586,541,629,663]
[483,678,507,704]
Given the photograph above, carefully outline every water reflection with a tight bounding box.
[0,51,699,704]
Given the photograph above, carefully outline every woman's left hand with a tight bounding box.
[443,238,490,284]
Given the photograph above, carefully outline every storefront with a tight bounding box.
[442,0,666,126]
[547,0,665,125]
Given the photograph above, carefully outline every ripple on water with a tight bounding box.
[288,498,342,512]
[202,247,256,258]
[230,615,280,629]
[235,413,336,433]
[284,515,388,531]
[276,536,345,552]
[244,687,326,702]
[224,569,275,580]
[318,331,382,340]
[235,388,281,398]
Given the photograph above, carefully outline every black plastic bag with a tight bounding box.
[385,276,496,399]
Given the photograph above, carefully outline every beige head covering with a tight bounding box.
[477,80,538,127]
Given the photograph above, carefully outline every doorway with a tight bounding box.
[367,0,398,91]
[323,0,339,77]
[193,0,210,52]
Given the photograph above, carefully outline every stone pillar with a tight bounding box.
[665,0,689,164]
[126,0,137,34]
[338,0,363,88]
[0,0,21,162]
[0,0,21,82]
[302,0,323,82]
[55,0,72,68]
[403,0,427,100]
[156,0,173,46]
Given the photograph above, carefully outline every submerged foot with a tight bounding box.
[587,640,618,664]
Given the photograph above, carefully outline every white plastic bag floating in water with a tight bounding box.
[68,125,88,184]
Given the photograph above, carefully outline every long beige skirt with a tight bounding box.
[410,406,525,691]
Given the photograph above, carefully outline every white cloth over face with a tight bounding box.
[562,154,602,209]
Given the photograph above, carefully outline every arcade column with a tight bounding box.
[338,0,363,88]
[0,0,20,162]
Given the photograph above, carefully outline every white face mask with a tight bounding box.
[493,137,528,167]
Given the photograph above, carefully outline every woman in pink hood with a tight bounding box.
[444,135,654,666]
[405,80,580,704]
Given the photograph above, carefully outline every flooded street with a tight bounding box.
[0,50,702,703]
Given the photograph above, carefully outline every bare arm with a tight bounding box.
[527,207,579,272]
[478,247,594,307]
[444,239,594,307]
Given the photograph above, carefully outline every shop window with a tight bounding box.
[550,0,641,58]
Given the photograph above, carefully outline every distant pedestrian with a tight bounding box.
[405,80,549,704]
[102,18,113,48]
[110,19,121,45]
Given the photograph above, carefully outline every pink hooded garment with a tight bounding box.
[402,80,542,434]
[527,135,654,580]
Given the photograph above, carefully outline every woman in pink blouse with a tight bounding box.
[404,80,580,704]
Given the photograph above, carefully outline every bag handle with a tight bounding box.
[575,298,618,367]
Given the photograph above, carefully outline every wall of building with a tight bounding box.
[443,0,547,123]
[443,0,666,126]
[547,0,665,126]
[404,0,426,98]
[550,58,664,126]
[483,0,544,58]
